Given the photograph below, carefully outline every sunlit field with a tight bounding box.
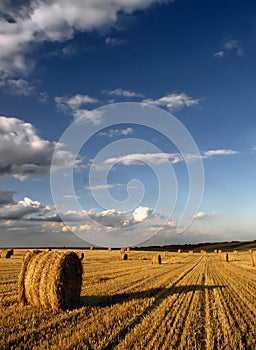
[0,249,255,349]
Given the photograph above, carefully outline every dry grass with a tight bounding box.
[0,249,255,349]
[18,250,83,310]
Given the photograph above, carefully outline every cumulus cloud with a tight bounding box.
[133,205,152,222]
[55,94,101,123]
[0,116,80,180]
[98,127,134,137]
[0,0,170,76]
[105,88,143,98]
[0,197,50,220]
[204,149,238,157]
[143,93,200,110]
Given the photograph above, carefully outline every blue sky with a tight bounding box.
[0,0,256,247]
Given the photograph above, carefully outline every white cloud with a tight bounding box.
[55,94,101,123]
[0,78,35,96]
[214,51,224,58]
[204,149,238,157]
[0,0,171,76]
[133,205,152,222]
[0,116,80,180]
[224,40,243,56]
[102,152,202,167]
[105,88,143,98]
[55,94,98,110]
[251,146,256,152]
[215,40,243,58]
[98,127,134,137]
[193,211,216,220]
[105,37,126,46]
[85,183,124,191]
[143,93,200,110]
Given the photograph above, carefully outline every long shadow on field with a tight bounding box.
[79,284,225,308]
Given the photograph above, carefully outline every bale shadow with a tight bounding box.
[79,284,225,308]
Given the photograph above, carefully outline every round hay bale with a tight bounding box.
[120,253,128,261]
[120,248,125,254]
[152,255,161,264]
[220,253,228,262]
[214,249,218,254]
[189,250,194,256]
[18,250,82,310]
[233,250,238,255]
[90,246,94,250]
[1,249,14,258]
[126,247,131,252]
[218,249,222,254]
[178,249,182,253]
[108,247,112,252]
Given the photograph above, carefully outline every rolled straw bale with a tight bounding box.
[120,248,126,254]
[249,249,252,254]
[250,251,255,267]
[18,250,82,310]
[218,249,222,254]
[1,249,14,258]
[220,253,228,262]
[126,247,131,252]
[233,250,238,255]
[214,249,218,254]
[120,253,128,261]
[178,249,182,253]
[189,250,194,256]
[108,247,112,252]
[152,255,161,264]
[90,246,94,250]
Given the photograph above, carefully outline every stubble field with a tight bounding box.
[0,249,255,349]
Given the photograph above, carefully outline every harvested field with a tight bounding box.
[0,249,255,349]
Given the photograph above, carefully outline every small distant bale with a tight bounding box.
[18,250,82,310]
[214,249,218,254]
[152,255,161,264]
[90,246,94,250]
[218,249,222,254]
[126,247,131,252]
[201,250,207,256]
[108,247,112,252]
[120,253,128,261]
[1,249,14,258]
[220,253,228,262]
[233,250,238,255]
[178,249,182,254]
[248,249,253,254]
[120,248,126,254]
[189,250,194,256]
[250,251,255,267]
